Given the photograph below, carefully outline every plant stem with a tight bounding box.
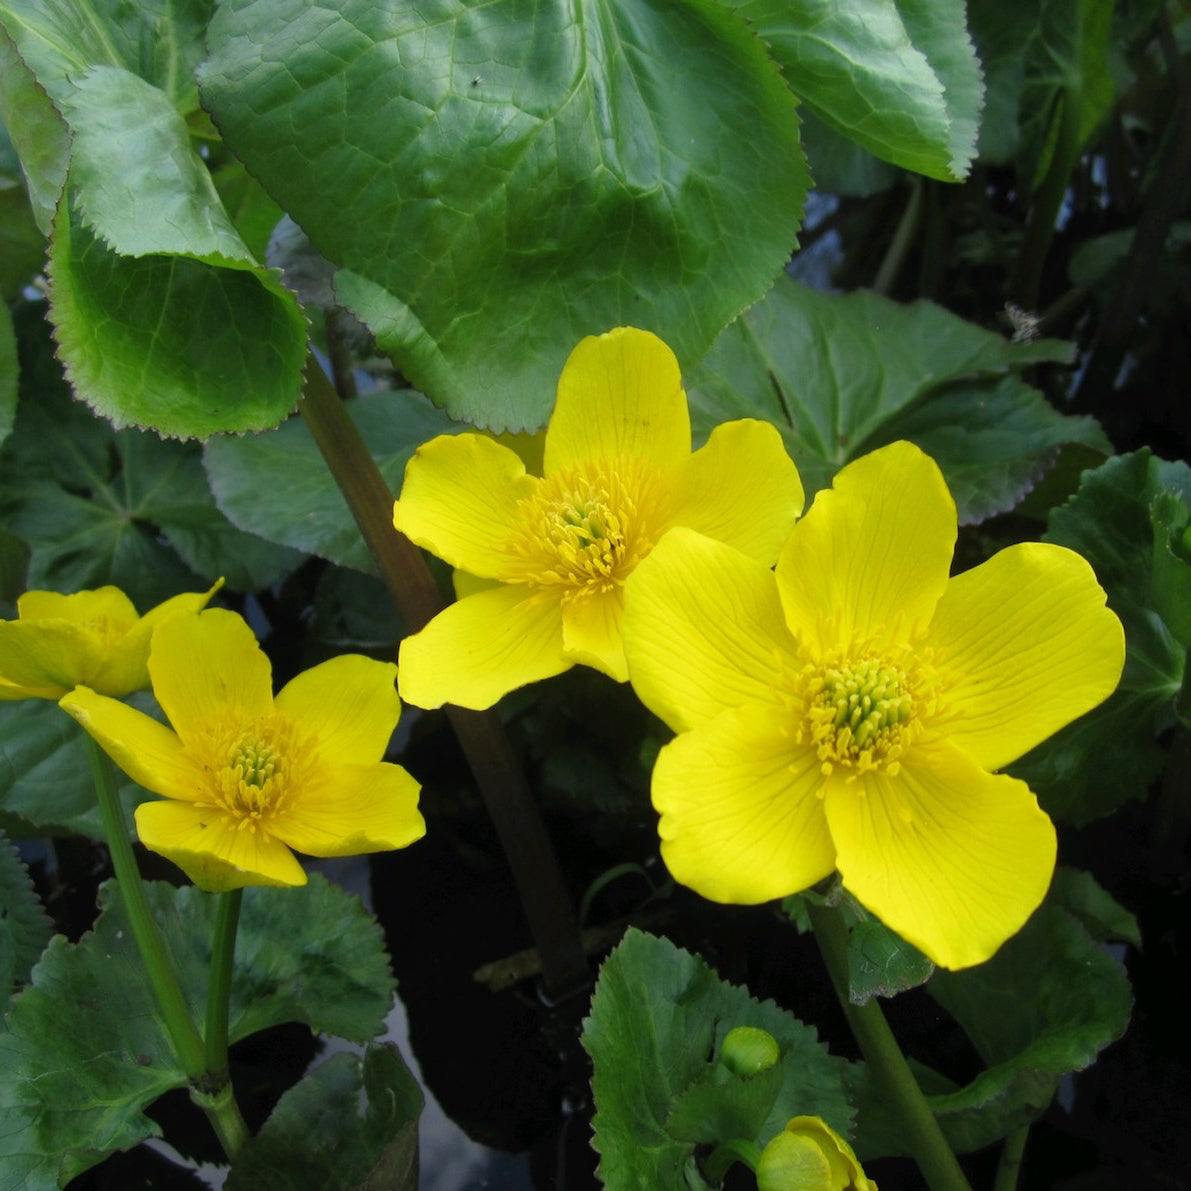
[807,901,972,1191]
[297,355,588,996]
[993,1124,1029,1191]
[873,176,922,297]
[204,889,243,1082]
[86,737,206,1080]
[86,738,250,1161]
[703,1138,763,1184]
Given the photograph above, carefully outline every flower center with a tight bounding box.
[508,460,659,597]
[191,712,312,829]
[803,657,916,777]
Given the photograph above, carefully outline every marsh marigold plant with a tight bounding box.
[623,441,1124,969]
[392,326,803,710]
[60,609,425,891]
[0,583,219,700]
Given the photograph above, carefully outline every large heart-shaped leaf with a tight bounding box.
[200,0,809,431]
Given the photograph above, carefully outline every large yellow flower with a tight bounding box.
[59,609,425,891]
[623,441,1124,969]
[0,583,220,700]
[392,327,803,710]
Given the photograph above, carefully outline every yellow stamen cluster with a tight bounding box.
[803,657,916,777]
[509,461,658,598]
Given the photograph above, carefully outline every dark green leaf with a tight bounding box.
[0,297,14,446]
[966,0,1037,163]
[1151,488,1191,649]
[1050,867,1141,951]
[583,928,855,1187]
[0,828,54,1012]
[200,0,808,431]
[718,0,982,180]
[226,1045,422,1191]
[0,119,47,298]
[0,875,395,1184]
[0,524,29,608]
[688,277,1093,521]
[1012,451,1189,823]
[846,913,934,1004]
[204,389,460,572]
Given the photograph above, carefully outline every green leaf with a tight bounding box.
[1050,867,1141,951]
[0,828,54,1013]
[1018,0,1114,190]
[0,23,70,234]
[200,0,808,431]
[966,0,1036,163]
[0,119,48,298]
[687,276,1099,521]
[846,912,934,1005]
[0,312,302,596]
[0,695,151,840]
[0,297,14,447]
[226,1045,422,1191]
[583,928,855,1188]
[1011,450,1189,823]
[718,0,982,180]
[0,524,29,609]
[204,389,461,572]
[0,875,395,1184]
[1151,488,1191,649]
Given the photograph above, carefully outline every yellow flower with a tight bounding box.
[392,327,803,710]
[0,583,221,701]
[623,442,1124,969]
[756,1116,877,1191]
[59,609,425,891]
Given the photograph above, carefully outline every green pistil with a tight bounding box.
[823,662,912,748]
[233,742,277,788]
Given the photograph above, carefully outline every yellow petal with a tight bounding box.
[0,620,100,698]
[17,587,138,633]
[544,328,690,474]
[927,542,1125,770]
[135,800,307,890]
[561,589,627,681]
[59,686,199,801]
[755,1131,833,1191]
[776,441,956,655]
[393,433,535,578]
[824,743,1057,969]
[148,610,273,746]
[91,582,223,697]
[653,707,836,904]
[670,420,804,562]
[623,528,798,732]
[398,585,569,710]
[275,654,401,764]
[271,761,425,857]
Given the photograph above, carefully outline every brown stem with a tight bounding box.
[298,356,588,996]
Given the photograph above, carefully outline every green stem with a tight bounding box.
[703,1138,764,1184]
[297,356,588,996]
[807,902,972,1191]
[872,176,922,297]
[86,738,250,1161]
[992,1124,1029,1191]
[86,737,206,1080]
[204,889,243,1082]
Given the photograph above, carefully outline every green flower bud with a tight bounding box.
[755,1116,877,1191]
[719,1026,781,1077]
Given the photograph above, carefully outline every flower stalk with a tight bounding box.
[204,889,243,1083]
[807,900,971,1191]
[298,354,588,995]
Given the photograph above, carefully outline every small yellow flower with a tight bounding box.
[392,327,803,710]
[0,583,221,701]
[756,1116,877,1191]
[59,609,425,891]
[623,441,1124,969]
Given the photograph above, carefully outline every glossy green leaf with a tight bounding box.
[1151,488,1191,649]
[0,828,54,1012]
[1011,451,1189,823]
[226,1046,422,1191]
[0,2,308,437]
[965,0,1036,164]
[583,928,855,1188]
[0,695,152,839]
[204,389,460,572]
[200,0,808,431]
[1050,867,1141,951]
[0,875,395,1185]
[687,276,1102,521]
[718,0,982,180]
[846,912,934,1005]
[0,311,302,596]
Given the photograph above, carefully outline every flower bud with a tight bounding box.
[719,1026,780,1077]
[755,1116,876,1191]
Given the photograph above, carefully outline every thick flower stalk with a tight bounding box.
[60,609,425,891]
[756,1116,877,1191]
[0,583,219,700]
[623,441,1124,969]
[392,326,803,710]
